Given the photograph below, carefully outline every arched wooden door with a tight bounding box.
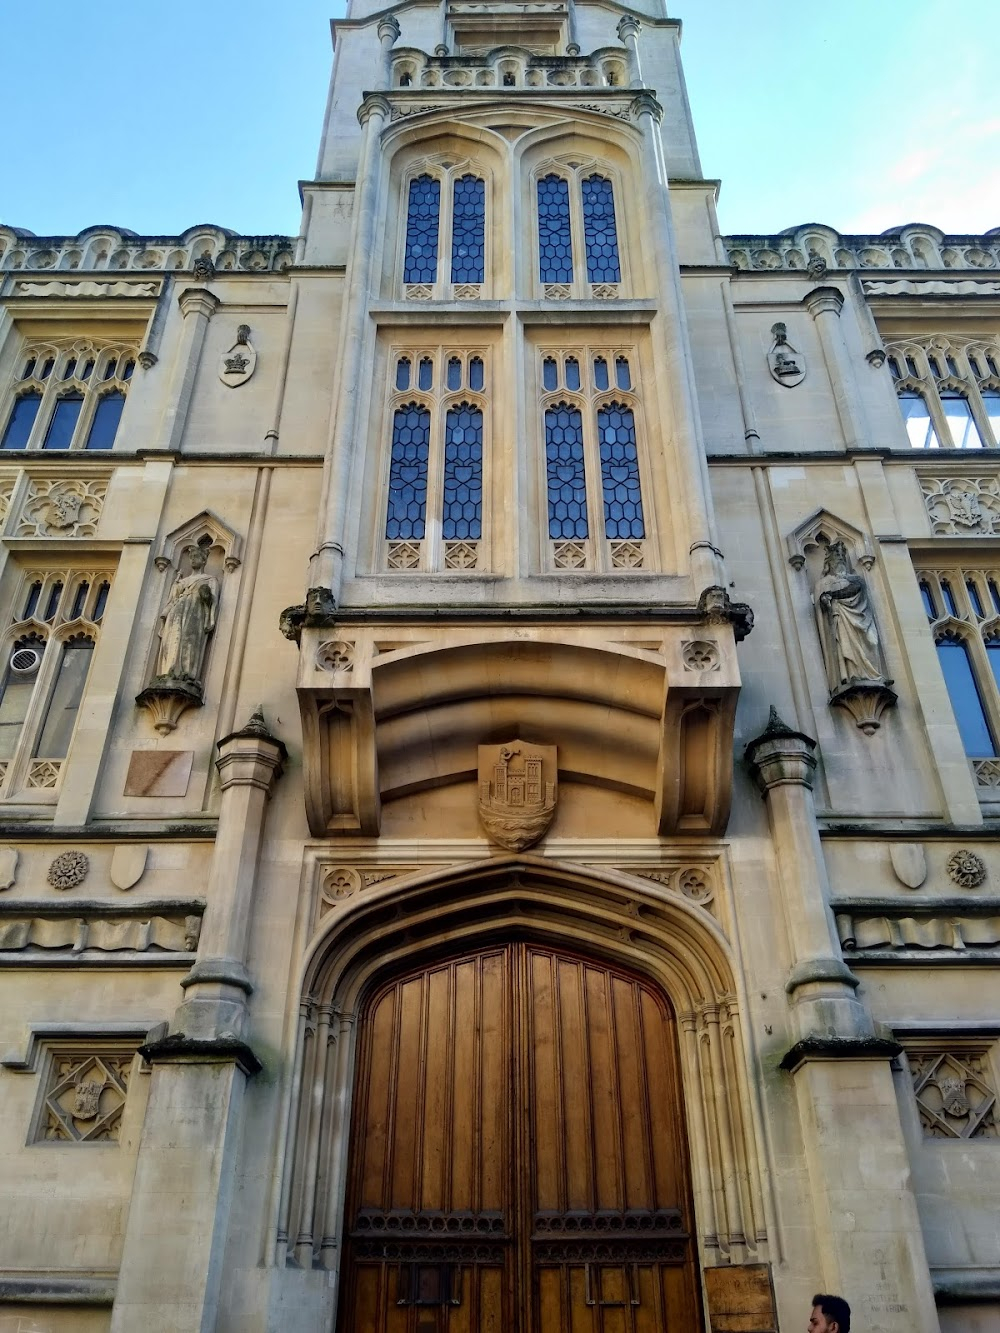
[337,944,705,1332]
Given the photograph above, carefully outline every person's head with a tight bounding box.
[809,1294,851,1333]
[187,544,208,571]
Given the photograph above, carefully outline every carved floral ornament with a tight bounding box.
[947,849,987,889]
[920,476,1000,535]
[47,850,89,891]
[16,479,107,539]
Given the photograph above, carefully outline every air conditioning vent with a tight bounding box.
[10,647,41,673]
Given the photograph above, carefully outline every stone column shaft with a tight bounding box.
[161,287,218,453]
[805,285,870,452]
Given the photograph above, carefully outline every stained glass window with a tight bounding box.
[386,404,431,540]
[396,358,411,391]
[84,391,125,450]
[418,358,433,391]
[593,357,609,391]
[565,358,581,391]
[451,175,485,284]
[582,175,621,284]
[598,402,644,539]
[443,403,483,540]
[403,174,440,284]
[615,356,631,390]
[537,175,573,284]
[469,357,484,391]
[1,393,41,449]
[447,357,462,391]
[543,358,558,392]
[545,403,588,539]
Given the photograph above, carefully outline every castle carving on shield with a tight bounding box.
[0,2,997,1331]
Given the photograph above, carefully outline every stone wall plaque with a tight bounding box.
[124,750,194,797]
[704,1263,778,1332]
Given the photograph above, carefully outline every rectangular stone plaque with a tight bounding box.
[124,749,194,797]
[704,1263,777,1332]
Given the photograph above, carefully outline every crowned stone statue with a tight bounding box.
[812,539,895,733]
[153,543,219,693]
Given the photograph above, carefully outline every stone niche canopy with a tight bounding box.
[292,622,742,839]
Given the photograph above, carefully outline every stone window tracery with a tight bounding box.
[1,340,135,452]
[886,336,1000,449]
[916,564,1000,788]
[902,1038,998,1140]
[540,348,649,571]
[0,565,113,799]
[383,348,488,572]
[401,164,488,300]
[534,164,624,299]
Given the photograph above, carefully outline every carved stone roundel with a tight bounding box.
[47,850,90,890]
[947,849,987,889]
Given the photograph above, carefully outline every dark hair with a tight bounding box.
[812,1294,851,1332]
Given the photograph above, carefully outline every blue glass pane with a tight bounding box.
[418,358,433,391]
[451,174,485,284]
[447,357,462,391]
[919,581,937,620]
[443,403,483,540]
[938,637,995,756]
[967,580,985,618]
[594,357,609,391]
[615,356,631,390]
[84,391,125,450]
[396,359,411,391]
[565,358,580,391]
[941,391,981,448]
[386,404,430,540]
[543,358,558,392]
[598,402,645,539]
[469,357,484,391]
[899,392,938,449]
[581,175,621,284]
[545,404,588,539]
[1,393,41,449]
[941,581,958,617]
[403,174,440,284]
[991,579,1000,615]
[42,394,83,449]
[537,175,573,284]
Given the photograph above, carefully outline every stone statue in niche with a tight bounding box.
[812,540,896,734]
[136,541,221,735]
[154,544,219,687]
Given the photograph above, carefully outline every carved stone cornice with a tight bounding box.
[803,285,845,319]
[138,1031,262,1077]
[358,93,392,127]
[216,708,286,794]
[377,15,401,43]
[177,287,219,320]
[779,1034,902,1074]
[629,90,663,122]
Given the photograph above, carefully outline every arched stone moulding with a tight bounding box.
[786,507,875,572]
[273,856,771,1299]
[153,509,242,575]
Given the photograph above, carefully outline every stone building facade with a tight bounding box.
[0,3,998,1331]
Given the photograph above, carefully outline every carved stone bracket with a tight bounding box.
[697,586,754,642]
[135,679,205,737]
[829,679,898,735]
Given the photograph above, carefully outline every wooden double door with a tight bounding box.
[337,943,704,1332]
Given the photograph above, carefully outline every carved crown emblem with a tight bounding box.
[478,740,557,850]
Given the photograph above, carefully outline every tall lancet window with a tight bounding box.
[597,403,644,539]
[386,404,431,539]
[544,404,588,539]
[403,175,441,284]
[582,175,621,284]
[537,175,573,285]
[442,403,483,539]
[451,175,486,285]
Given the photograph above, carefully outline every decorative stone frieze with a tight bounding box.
[723,223,1000,274]
[836,903,1000,957]
[920,475,1000,535]
[0,910,199,956]
[12,279,161,299]
[31,1044,136,1144]
[15,477,107,538]
[904,1041,999,1140]
[0,225,293,275]
[947,849,987,889]
[47,850,89,890]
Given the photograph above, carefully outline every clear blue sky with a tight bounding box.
[3,2,995,240]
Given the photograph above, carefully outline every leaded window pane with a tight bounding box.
[418,358,433,391]
[937,635,996,756]
[581,175,621,284]
[593,357,609,391]
[403,174,440,284]
[1,393,41,449]
[615,356,631,390]
[597,402,644,539]
[469,357,484,391]
[84,391,125,450]
[898,391,939,449]
[544,403,588,539]
[565,358,581,391]
[451,175,485,284]
[386,404,431,540]
[537,175,573,284]
[34,639,94,760]
[42,393,84,450]
[543,358,558,392]
[941,391,981,448]
[447,357,462,391]
[919,581,937,620]
[396,358,411,391]
[982,390,1000,445]
[443,403,483,540]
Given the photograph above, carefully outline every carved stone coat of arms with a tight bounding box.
[478,741,557,851]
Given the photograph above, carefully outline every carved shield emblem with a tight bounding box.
[767,322,806,387]
[889,843,927,890]
[218,325,256,387]
[938,1075,971,1118]
[72,1078,105,1120]
[0,846,18,892]
[110,844,148,892]
[478,741,557,851]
